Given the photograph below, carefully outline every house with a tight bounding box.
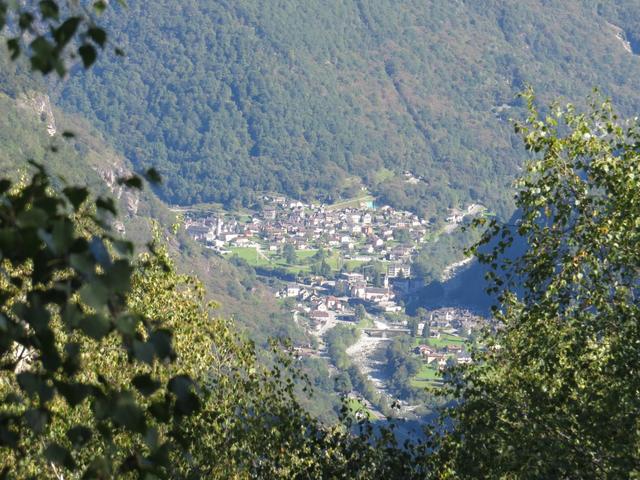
[363,287,391,303]
[310,310,330,320]
[263,207,277,220]
[325,296,343,311]
[351,281,367,299]
[424,352,446,365]
[415,344,436,356]
[313,301,328,312]
[186,224,212,242]
[342,272,365,284]
[234,237,250,246]
[286,284,301,298]
[387,263,411,278]
[390,245,412,259]
[445,344,464,354]
[379,301,402,312]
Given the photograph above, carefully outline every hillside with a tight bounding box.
[54,0,640,219]
[0,61,298,348]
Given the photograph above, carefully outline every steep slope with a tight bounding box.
[55,0,640,218]
[0,73,300,349]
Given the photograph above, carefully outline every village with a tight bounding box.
[179,194,487,406]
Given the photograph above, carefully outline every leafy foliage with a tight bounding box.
[0,166,202,477]
[0,0,119,76]
[430,92,640,477]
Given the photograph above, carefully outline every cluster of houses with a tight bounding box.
[279,280,353,330]
[414,343,471,369]
[181,195,427,268]
[279,269,407,332]
[426,307,485,336]
[412,307,485,369]
[335,272,402,312]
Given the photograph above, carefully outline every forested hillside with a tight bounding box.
[55,0,640,218]
[0,57,301,348]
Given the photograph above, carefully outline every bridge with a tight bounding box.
[362,328,410,338]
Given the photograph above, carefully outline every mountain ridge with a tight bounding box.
[52,1,640,218]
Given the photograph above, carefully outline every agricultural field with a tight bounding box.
[412,332,466,349]
[410,364,442,389]
[226,246,370,277]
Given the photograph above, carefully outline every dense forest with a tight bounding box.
[55,1,640,218]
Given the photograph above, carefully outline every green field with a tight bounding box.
[227,244,375,277]
[410,332,466,389]
[227,247,271,267]
[410,364,442,389]
[325,193,374,211]
[413,332,466,349]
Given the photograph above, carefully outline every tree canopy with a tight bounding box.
[430,91,640,478]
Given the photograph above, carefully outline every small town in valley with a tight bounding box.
[177,193,488,416]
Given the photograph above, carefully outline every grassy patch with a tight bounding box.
[325,194,374,211]
[428,333,466,349]
[296,249,318,261]
[413,332,466,349]
[410,364,442,389]
[226,247,271,267]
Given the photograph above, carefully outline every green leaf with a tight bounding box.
[144,168,162,184]
[53,17,81,48]
[44,443,75,470]
[39,0,59,19]
[17,372,54,402]
[103,260,132,294]
[78,313,111,340]
[24,408,49,434]
[93,0,108,14]
[112,393,146,433]
[7,38,20,60]
[66,425,93,448]
[55,381,91,407]
[70,253,96,277]
[16,208,47,228]
[132,374,161,396]
[149,330,174,361]
[89,237,111,267]
[117,175,143,189]
[132,340,155,365]
[62,342,81,376]
[169,375,200,416]
[96,197,117,215]
[88,27,107,48]
[79,283,109,310]
[78,44,97,68]
[114,313,139,337]
[63,186,88,210]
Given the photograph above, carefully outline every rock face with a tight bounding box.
[95,159,140,217]
[16,91,57,136]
